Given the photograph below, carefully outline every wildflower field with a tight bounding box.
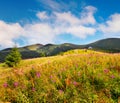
[0,50,120,103]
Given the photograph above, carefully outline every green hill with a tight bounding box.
[0,38,120,62]
[0,44,43,62]
[87,38,120,52]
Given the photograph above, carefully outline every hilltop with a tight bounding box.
[87,38,120,52]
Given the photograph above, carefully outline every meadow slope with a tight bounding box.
[0,50,120,103]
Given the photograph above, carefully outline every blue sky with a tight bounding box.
[0,0,120,49]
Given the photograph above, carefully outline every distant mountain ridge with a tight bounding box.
[86,38,120,52]
[1,44,43,51]
[0,38,120,62]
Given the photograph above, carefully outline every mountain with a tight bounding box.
[87,38,120,52]
[0,38,120,62]
[1,44,43,52]
[38,43,83,56]
[0,44,43,62]
[19,44,44,51]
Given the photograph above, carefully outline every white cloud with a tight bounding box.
[23,23,55,44]
[54,12,80,26]
[36,11,49,20]
[54,6,97,26]
[29,6,97,44]
[80,6,97,25]
[0,21,24,48]
[99,13,120,36]
[0,6,97,49]
[66,26,96,38]
[37,0,76,12]
[38,0,62,11]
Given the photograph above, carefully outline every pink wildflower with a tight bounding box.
[104,69,109,73]
[111,75,115,79]
[3,83,8,88]
[50,75,53,79]
[73,81,78,86]
[59,90,63,94]
[36,72,41,78]
[14,82,19,87]
[32,87,35,92]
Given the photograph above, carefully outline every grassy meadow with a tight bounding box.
[0,49,120,103]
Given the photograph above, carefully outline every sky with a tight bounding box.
[0,0,120,49]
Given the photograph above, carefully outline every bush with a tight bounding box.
[40,52,46,57]
[5,47,21,67]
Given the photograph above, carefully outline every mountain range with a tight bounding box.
[0,38,120,62]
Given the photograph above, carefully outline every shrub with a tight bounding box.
[40,52,46,57]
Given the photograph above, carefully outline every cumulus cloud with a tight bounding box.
[80,6,97,25]
[54,12,80,25]
[66,26,96,38]
[99,13,120,36]
[0,21,24,48]
[54,6,97,26]
[0,6,97,49]
[23,23,55,44]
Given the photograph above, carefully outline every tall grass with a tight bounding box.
[0,50,120,102]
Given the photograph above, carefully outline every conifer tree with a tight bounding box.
[5,47,21,67]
